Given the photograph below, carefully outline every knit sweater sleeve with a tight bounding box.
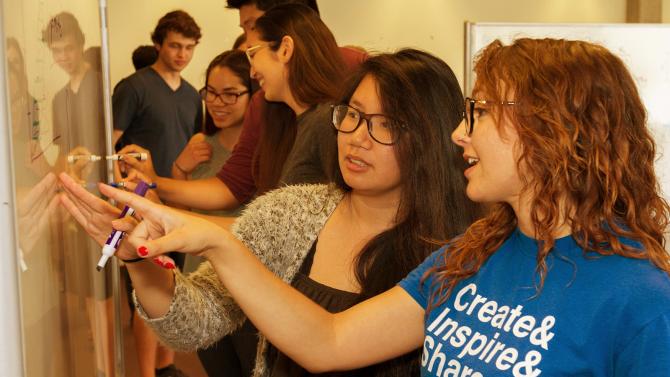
[232,184,342,282]
[134,184,342,351]
[134,261,244,351]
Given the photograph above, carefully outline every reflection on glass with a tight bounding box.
[7,34,68,377]
[44,11,115,377]
[4,5,118,376]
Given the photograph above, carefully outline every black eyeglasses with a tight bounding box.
[199,87,249,105]
[464,97,516,135]
[331,104,405,145]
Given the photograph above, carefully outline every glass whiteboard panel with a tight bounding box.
[2,0,119,375]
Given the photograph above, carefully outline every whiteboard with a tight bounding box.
[1,1,121,375]
[465,23,670,232]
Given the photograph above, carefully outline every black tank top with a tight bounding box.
[209,240,420,377]
[267,240,363,376]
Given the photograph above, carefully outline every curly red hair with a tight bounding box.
[425,38,670,311]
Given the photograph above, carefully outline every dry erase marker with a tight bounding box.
[108,181,157,189]
[106,152,148,161]
[97,181,150,271]
[67,154,102,163]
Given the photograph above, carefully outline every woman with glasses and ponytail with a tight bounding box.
[170,49,253,217]
[241,3,346,193]
[98,38,670,376]
[63,48,480,376]
[173,49,256,376]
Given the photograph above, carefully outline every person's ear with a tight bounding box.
[277,35,294,63]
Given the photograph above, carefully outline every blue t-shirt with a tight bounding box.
[399,229,670,377]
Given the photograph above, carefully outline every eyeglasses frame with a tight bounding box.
[199,87,249,105]
[330,104,405,146]
[464,97,516,135]
[244,43,272,63]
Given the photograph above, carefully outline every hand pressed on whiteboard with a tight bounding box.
[59,172,175,266]
[99,183,229,260]
[59,172,125,247]
[17,172,59,254]
[58,172,145,262]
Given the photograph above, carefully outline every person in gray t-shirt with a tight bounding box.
[112,11,202,178]
[111,10,202,377]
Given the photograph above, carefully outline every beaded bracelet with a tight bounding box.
[173,160,188,174]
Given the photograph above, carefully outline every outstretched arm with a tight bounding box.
[59,173,247,350]
[117,144,240,210]
[101,183,425,372]
[153,176,239,211]
[208,240,425,371]
[58,172,175,316]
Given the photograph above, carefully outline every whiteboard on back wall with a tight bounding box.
[465,23,670,243]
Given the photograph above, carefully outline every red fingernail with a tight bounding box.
[152,258,163,266]
[138,246,148,256]
[165,263,175,270]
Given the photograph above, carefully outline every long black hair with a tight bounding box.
[333,48,480,299]
[329,48,482,376]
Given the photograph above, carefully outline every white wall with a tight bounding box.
[107,0,240,90]
[321,0,626,88]
[107,0,627,90]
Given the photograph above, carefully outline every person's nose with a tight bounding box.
[350,118,373,148]
[451,119,470,147]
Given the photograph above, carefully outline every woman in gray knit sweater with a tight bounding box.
[62,49,478,376]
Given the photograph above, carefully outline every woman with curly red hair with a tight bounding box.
[100,39,670,376]
[414,38,670,375]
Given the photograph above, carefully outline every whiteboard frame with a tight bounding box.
[0,0,28,374]
[97,0,126,374]
[464,22,670,95]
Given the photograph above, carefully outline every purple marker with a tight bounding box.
[96,181,150,271]
[108,181,157,189]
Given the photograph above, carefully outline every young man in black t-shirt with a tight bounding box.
[112,10,203,178]
[111,10,202,377]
